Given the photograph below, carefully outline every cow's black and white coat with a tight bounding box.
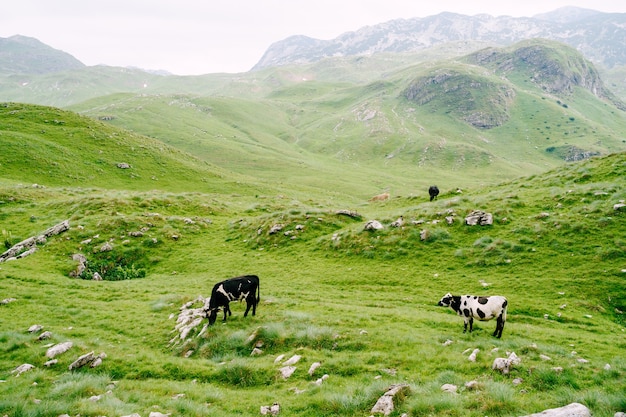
[438,293,508,338]
[205,275,260,325]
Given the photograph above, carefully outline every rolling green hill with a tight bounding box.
[0,122,624,416]
[63,40,626,201]
[0,39,625,417]
[0,102,276,198]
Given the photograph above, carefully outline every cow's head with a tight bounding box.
[438,293,453,307]
[206,308,218,325]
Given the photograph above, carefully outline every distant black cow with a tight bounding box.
[205,275,260,325]
[429,185,440,201]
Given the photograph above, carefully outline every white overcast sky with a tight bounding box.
[1,0,624,75]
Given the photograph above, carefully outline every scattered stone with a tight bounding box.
[46,341,73,358]
[370,384,410,416]
[44,359,58,367]
[269,224,284,235]
[308,362,321,376]
[37,331,52,341]
[442,339,453,346]
[289,387,306,394]
[251,348,263,356]
[465,380,479,390]
[70,253,87,277]
[513,378,524,386]
[11,363,35,377]
[391,216,404,227]
[441,384,458,394]
[28,324,43,333]
[149,413,171,417]
[313,374,329,386]
[552,367,564,373]
[364,220,384,231]
[468,348,479,362]
[279,366,296,379]
[1,298,17,305]
[518,402,591,417]
[274,354,285,364]
[69,351,96,370]
[336,210,361,218]
[540,354,552,361]
[604,364,611,371]
[260,402,281,415]
[465,210,493,226]
[492,352,520,375]
[283,354,301,366]
[117,163,131,169]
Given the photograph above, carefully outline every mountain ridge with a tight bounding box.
[0,35,85,75]
[253,7,626,70]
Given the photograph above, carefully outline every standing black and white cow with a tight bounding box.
[428,185,440,201]
[437,293,508,338]
[205,275,260,325]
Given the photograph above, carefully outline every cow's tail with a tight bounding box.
[502,299,508,322]
[256,279,261,304]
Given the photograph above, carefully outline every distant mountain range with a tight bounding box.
[0,35,85,74]
[253,6,626,70]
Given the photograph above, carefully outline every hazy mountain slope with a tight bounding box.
[0,102,269,196]
[0,35,85,74]
[253,8,626,70]
[67,41,626,198]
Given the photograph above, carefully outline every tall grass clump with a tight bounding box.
[211,358,274,388]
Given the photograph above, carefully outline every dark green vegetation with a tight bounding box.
[0,39,625,416]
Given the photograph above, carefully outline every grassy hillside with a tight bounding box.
[0,39,625,417]
[0,101,624,416]
[0,102,273,197]
[69,42,626,200]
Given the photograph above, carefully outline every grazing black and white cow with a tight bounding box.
[205,275,260,325]
[428,185,440,201]
[437,293,508,338]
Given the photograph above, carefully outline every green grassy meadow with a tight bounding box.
[1,104,625,415]
[1,39,626,416]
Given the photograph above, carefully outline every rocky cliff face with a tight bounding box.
[253,8,626,70]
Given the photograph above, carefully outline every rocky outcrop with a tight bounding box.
[519,402,591,417]
[465,210,493,226]
[0,220,70,262]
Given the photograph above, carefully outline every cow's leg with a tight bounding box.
[244,299,252,317]
[463,318,468,333]
[468,317,474,333]
[222,304,230,321]
[495,314,505,338]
